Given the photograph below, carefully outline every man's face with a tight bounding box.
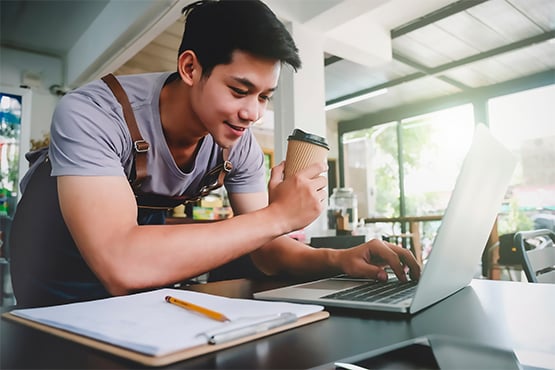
[191,50,281,148]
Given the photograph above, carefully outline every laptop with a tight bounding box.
[254,124,517,314]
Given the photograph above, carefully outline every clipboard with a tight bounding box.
[2,288,329,367]
[3,310,328,366]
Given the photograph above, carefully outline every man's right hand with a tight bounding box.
[267,161,328,233]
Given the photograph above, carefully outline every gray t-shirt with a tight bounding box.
[48,72,266,197]
[12,73,267,307]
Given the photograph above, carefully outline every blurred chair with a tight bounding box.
[514,229,555,283]
[483,232,523,280]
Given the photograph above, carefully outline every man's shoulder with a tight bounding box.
[66,72,172,106]
[111,72,172,88]
[230,129,263,157]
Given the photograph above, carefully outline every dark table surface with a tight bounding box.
[2,278,554,369]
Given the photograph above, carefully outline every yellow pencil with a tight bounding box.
[164,295,230,322]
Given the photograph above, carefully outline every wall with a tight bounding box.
[325,116,339,160]
[0,47,62,142]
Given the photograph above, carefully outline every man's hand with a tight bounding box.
[336,239,421,282]
[267,161,328,233]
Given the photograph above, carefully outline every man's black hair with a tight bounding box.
[179,0,301,77]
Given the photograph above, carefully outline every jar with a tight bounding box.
[328,187,358,231]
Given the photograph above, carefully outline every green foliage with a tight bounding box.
[373,125,399,217]
[7,151,19,192]
[375,166,399,217]
[405,191,438,216]
[400,121,434,168]
[498,198,534,234]
[30,132,50,151]
[376,122,433,216]
[345,120,442,218]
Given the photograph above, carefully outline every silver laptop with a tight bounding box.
[254,124,517,314]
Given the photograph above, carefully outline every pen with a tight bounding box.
[164,295,230,322]
[334,362,370,370]
[207,312,297,345]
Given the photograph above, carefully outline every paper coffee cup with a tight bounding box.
[284,129,329,179]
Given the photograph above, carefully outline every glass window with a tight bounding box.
[401,105,475,216]
[489,84,555,234]
[343,121,399,219]
[342,105,474,260]
[0,92,23,216]
[400,105,474,258]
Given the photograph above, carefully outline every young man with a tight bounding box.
[10,0,420,307]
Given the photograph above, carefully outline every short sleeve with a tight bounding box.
[225,130,267,194]
[49,83,131,177]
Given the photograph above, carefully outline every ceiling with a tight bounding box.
[0,0,110,57]
[1,0,554,124]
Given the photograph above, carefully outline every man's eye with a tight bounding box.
[231,87,248,96]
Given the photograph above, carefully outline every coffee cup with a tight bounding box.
[284,129,329,179]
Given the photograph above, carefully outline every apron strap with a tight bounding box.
[101,73,149,189]
[101,73,232,205]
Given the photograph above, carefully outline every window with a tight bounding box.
[342,105,474,258]
[343,105,474,219]
[0,86,31,214]
[401,105,474,216]
[489,84,555,234]
[343,121,399,219]
[0,93,22,205]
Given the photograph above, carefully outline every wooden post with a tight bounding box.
[486,217,500,279]
[409,221,422,265]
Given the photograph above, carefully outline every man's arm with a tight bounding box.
[230,163,422,282]
[57,162,327,296]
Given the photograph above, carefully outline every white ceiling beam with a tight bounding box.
[66,0,192,87]
[303,0,390,32]
[264,0,394,68]
[325,24,392,67]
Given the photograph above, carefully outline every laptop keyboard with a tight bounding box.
[322,280,417,304]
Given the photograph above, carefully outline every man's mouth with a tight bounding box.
[225,121,247,132]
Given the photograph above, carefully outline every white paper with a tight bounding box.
[10,288,323,356]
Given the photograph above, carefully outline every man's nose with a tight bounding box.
[238,98,263,124]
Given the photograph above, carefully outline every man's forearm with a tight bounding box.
[252,235,342,278]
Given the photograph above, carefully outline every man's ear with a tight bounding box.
[177,50,200,86]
